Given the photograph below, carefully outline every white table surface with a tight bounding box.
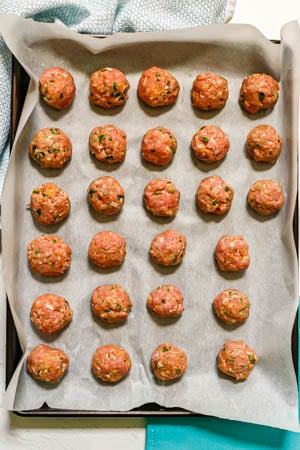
[0,2,299,449]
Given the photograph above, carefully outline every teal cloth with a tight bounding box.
[146,417,300,450]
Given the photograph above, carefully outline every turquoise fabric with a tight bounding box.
[0,0,231,192]
[146,417,300,450]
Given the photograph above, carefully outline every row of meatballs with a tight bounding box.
[29,285,250,333]
[28,176,284,225]
[28,123,283,169]
[39,65,279,115]
[27,231,251,274]
[26,339,258,385]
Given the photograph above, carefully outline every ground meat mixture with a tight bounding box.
[196,175,234,215]
[27,344,69,384]
[137,66,180,107]
[89,67,130,108]
[141,126,177,166]
[213,289,250,324]
[191,125,230,163]
[247,124,282,163]
[91,284,133,323]
[191,72,228,110]
[217,340,258,380]
[143,178,180,217]
[29,182,71,225]
[27,235,72,276]
[147,285,184,318]
[89,125,127,164]
[88,176,125,215]
[215,234,250,272]
[88,231,126,269]
[29,127,72,169]
[247,179,284,216]
[149,229,187,266]
[239,73,279,114]
[30,293,73,334]
[39,66,76,110]
[151,343,187,381]
[91,344,131,382]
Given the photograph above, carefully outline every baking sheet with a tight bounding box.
[0,14,299,431]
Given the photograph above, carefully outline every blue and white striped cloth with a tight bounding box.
[0,0,236,192]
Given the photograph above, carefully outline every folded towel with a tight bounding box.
[146,417,300,450]
[0,0,235,193]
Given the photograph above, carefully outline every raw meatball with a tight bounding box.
[88,231,126,269]
[247,125,282,163]
[142,126,177,166]
[196,175,234,215]
[89,67,130,108]
[27,344,69,384]
[217,340,258,380]
[30,293,73,334]
[137,66,180,107]
[247,179,284,216]
[30,182,71,225]
[191,72,228,110]
[91,344,131,382]
[39,66,76,110]
[29,127,72,169]
[89,125,127,164]
[215,235,250,272]
[151,343,187,381]
[147,285,184,318]
[239,73,279,114]
[91,284,133,323]
[213,289,250,324]
[150,229,187,266]
[88,176,125,215]
[27,235,72,276]
[143,178,180,217]
[191,125,230,163]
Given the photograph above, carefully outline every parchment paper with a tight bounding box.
[0,14,299,431]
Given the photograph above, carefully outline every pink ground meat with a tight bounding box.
[39,66,76,110]
[151,343,187,381]
[137,66,180,107]
[88,176,125,215]
[29,127,72,169]
[88,231,126,269]
[217,340,258,380]
[27,344,69,384]
[27,235,72,276]
[247,124,282,163]
[89,67,130,108]
[141,126,177,166]
[247,179,284,216]
[191,125,230,163]
[239,73,279,114]
[143,178,180,217]
[30,182,71,225]
[30,293,73,334]
[91,344,131,382]
[89,125,127,164]
[191,72,228,110]
[196,175,234,215]
[91,284,133,323]
[147,285,184,318]
[215,235,250,272]
[149,229,187,266]
[213,289,250,324]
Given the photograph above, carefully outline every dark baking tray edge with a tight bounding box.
[7,46,298,416]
